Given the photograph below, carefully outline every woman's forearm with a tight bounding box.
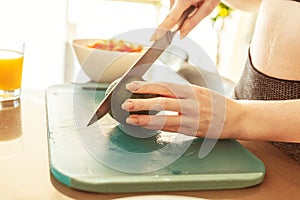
[222,0,262,12]
[235,99,300,142]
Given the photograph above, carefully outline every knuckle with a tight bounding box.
[132,99,142,109]
[132,99,148,111]
[138,118,149,126]
[154,97,166,110]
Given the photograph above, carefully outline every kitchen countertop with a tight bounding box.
[0,89,300,200]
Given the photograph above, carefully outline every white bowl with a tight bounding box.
[72,39,144,83]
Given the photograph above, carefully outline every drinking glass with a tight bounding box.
[0,42,25,101]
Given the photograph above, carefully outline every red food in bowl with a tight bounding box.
[87,39,143,53]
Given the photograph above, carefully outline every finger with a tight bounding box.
[122,97,181,113]
[125,114,200,137]
[159,0,203,30]
[126,114,181,129]
[122,96,200,116]
[151,1,192,41]
[126,81,195,99]
[169,0,175,9]
[180,0,220,38]
[126,81,177,98]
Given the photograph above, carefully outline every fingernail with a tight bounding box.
[121,100,134,110]
[126,81,140,91]
[126,117,139,125]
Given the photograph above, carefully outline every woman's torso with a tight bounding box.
[251,0,300,80]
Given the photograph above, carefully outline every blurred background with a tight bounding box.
[0,0,257,90]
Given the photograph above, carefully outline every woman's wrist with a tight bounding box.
[229,99,268,141]
[236,99,300,142]
[223,99,248,140]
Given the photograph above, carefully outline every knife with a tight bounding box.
[87,6,195,126]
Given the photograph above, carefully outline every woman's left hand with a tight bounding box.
[121,81,240,139]
[151,0,220,40]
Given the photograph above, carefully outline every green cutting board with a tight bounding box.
[46,83,265,193]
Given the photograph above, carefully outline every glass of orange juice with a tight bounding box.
[0,42,24,101]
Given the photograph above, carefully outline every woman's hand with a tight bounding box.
[121,81,241,139]
[151,0,220,40]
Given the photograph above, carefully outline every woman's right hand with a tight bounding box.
[122,81,241,139]
[151,0,220,41]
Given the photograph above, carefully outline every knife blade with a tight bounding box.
[87,6,195,126]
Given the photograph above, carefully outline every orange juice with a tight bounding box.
[0,49,24,90]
